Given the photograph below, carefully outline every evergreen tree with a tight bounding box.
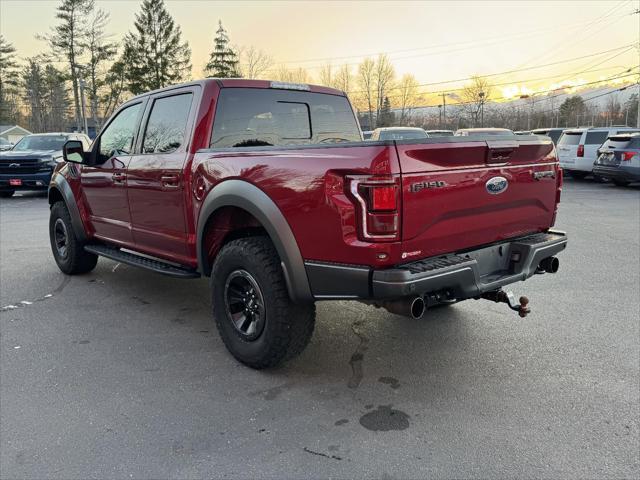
[205,21,240,78]
[377,96,395,127]
[0,35,21,124]
[123,0,191,95]
[22,58,70,133]
[559,96,586,127]
[44,0,94,132]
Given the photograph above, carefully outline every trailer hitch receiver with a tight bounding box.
[482,289,530,318]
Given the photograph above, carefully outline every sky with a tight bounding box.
[1,0,639,101]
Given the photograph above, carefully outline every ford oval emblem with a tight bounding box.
[486,176,508,195]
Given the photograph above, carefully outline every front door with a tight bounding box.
[126,90,196,261]
[81,101,144,245]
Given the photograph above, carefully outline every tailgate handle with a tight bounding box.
[486,140,519,164]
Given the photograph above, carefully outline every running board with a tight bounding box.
[84,245,200,279]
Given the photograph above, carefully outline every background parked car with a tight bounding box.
[532,128,565,145]
[593,132,640,187]
[0,132,91,198]
[0,138,14,151]
[369,127,429,140]
[557,126,639,179]
[455,128,514,136]
[424,129,454,137]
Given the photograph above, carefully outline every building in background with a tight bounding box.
[0,125,32,144]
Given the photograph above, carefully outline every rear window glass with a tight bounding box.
[630,138,640,148]
[585,131,609,145]
[601,138,630,149]
[558,132,582,146]
[211,88,360,148]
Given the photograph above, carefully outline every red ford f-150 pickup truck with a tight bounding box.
[48,79,567,368]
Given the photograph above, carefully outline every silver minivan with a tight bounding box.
[557,126,640,178]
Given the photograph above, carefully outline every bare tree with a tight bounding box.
[460,75,492,127]
[333,64,352,95]
[272,65,311,84]
[319,63,333,87]
[396,74,421,125]
[605,95,622,126]
[81,8,116,129]
[239,46,273,79]
[357,58,376,129]
[374,54,395,124]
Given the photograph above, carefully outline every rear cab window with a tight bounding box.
[558,132,582,146]
[210,88,361,148]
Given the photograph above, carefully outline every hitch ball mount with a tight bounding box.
[481,289,530,318]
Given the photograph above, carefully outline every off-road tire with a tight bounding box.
[0,190,15,198]
[49,201,98,274]
[211,236,316,369]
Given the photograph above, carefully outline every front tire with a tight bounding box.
[49,201,98,274]
[211,237,316,369]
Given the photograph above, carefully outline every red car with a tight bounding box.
[48,79,567,368]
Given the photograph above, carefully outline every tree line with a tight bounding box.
[0,0,637,134]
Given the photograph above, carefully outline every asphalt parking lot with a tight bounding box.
[1,179,638,479]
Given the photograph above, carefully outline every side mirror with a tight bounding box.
[62,140,85,164]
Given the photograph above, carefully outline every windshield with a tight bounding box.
[12,135,68,151]
[379,130,428,140]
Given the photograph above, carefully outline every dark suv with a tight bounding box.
[0,133,91,198]
[593,133,640,186]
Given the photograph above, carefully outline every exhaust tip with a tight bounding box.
[540,256,559,273]
[410,296,426,319]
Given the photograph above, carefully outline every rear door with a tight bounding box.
[396,137,560,258]
[126,88,197,261]
[583,130,609,162]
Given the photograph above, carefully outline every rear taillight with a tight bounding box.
[622,151,637,162]
[577,144,584,157]
[349,177,400,241]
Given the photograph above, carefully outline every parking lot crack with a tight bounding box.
[303,447,342,461]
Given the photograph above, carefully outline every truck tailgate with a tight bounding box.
[397,137,560,258]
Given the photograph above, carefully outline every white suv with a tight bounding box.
[557,126,639,178]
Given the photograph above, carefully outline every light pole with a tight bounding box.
[438,104,442,128]
[479,91,485,127]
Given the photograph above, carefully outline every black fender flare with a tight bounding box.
[48,171,87,241]
[196,180,313,303]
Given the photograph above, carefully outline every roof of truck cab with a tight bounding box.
[126,78,345,102]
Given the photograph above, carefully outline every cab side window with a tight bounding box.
[142,93,193,154]
[98,103,142,162]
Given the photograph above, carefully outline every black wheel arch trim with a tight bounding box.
[197,179,313,303]
[48,171,87,242]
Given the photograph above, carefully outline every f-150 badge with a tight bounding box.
[410,180,447,193]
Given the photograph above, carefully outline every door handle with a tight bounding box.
[160,174,180,189]
[112,172,126,184]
